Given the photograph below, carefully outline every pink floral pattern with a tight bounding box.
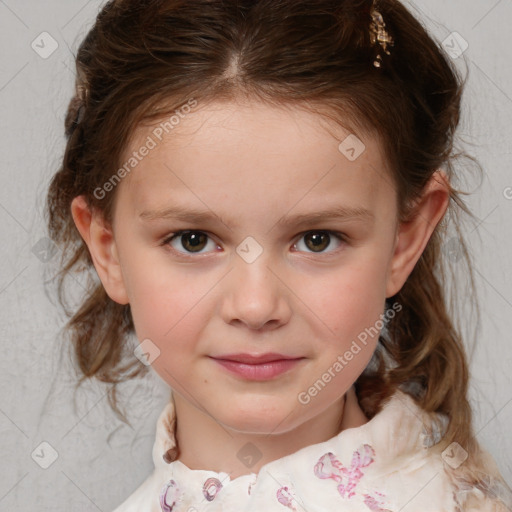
[159,479,181,511]
[364,491,393,511]
[202,477,223,501]
[314,444,375,498]
[276,486,298,511]
[312,444,392,510]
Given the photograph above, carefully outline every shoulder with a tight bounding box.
[443,446,512,511]
[350,390,512,511]
[374,390,512,511]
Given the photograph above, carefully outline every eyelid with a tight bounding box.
[293,229,347,242]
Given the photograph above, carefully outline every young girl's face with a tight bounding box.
[96,100,407,434]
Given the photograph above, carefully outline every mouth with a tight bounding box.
[209,353,305,381]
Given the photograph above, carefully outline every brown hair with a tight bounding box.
[47,0,485,471]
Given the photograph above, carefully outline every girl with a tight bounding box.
[46,0,512,510]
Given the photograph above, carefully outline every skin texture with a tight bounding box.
[71,99,450,478]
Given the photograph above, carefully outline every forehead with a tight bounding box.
[115,99,396,224]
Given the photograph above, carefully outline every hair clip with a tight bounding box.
[74,84,88,125]
[369,6,394,68]
[77,83,88,101]
[75,104,85,125]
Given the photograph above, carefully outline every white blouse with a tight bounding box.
[112,390,512,511]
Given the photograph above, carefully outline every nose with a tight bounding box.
[220,250,292,332]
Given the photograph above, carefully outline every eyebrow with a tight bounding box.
[139,204,374,227]
[274,206,374,228]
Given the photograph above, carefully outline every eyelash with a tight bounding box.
[161,230,348,259]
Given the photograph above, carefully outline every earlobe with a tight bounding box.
[70,196,129,305]
[385,171,450,298]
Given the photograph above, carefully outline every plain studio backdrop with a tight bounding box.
[0,0,511,510]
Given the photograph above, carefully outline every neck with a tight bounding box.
[173,386,368,479]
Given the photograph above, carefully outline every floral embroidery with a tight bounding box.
[313,445,393,510]
[364,491,393,511]
[314,444,375,498]
[203,477,223,501]
[277,485,298,511]
[160,479,181,512]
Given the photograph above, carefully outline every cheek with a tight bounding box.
[313,258,388,334]
[304,269,386,395]
[125,266,209,386]
[119,239,197,320]
[128,268,205,339]
[304,255,389,375]
[122,252,219,374]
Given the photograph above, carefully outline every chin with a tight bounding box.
[221,416,293,435]
[214,399,300,436]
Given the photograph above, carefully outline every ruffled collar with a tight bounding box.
[149,390,456,511]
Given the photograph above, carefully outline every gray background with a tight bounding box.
[0,0,511,510]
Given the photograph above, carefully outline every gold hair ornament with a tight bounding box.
[75,84,88,125]
[369,6,394,68]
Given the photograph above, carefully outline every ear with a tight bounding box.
[386,171,450,298]
[70,196,129,305]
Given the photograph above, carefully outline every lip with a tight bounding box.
[209,353,305,381]
[212,353,301,364]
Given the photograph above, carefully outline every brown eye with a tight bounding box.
[293,231,345,254]
[166,231,215,254]
[304,232,330,252]
[180,232,208,252]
